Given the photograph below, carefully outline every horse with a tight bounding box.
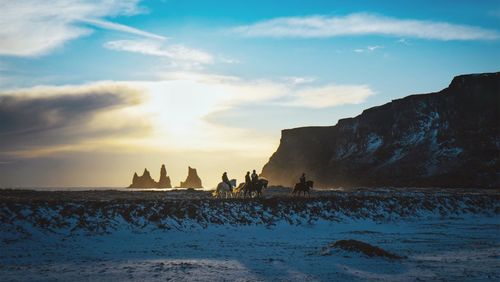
[292,180,314,197]
[233,183,246,198]
[243,178,268,198]
[213,179,237,199]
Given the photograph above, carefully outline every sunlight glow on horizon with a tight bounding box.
[0,0,498,187]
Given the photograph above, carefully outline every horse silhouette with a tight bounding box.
[213,179,237,199]
[233,183,246,198]
[242,178,268,198]
[292,180,314,197]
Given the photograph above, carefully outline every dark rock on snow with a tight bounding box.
[261,72,500,188]
[325,239,404,259]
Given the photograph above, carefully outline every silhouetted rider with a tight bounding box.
[245,171,251,185]
[251,170,259,184]
[222,172,232,191]
[300,173,306,186]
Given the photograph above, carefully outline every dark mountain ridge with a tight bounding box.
[261,72,500,188]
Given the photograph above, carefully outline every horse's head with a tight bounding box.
[306,180,314,188]
[230,179,237,186]
[259,178,269,188]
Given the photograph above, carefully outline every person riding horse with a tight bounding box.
[244,171,251,189]
[251,170,258,184]
[292,172,313,196]
[239,170,267,198]
[300,173,306,187]
[222,172,233,192]
[245,171,251,184]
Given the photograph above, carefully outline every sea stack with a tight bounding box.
[129,168,157,188]
[128,164,172,188]
[179,166,203,188]
[157,164,172,188]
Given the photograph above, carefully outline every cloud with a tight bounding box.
[0,72,374,166]
[104,40,214,64]
[283,84,374,108]
[0,73,376,187]
[82,19,165,40]
[281,76,317,85]
[0,82,150,158]
[233,13,500,41]
[0,0,164,57]
[219,57,241,64]
[397,38,411,46]
[354,45,383,53]
[489,8,500,19]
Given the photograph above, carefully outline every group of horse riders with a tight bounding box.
[221,171,311,195]
[222,170,260,193]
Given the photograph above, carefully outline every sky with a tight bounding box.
[0,0,499,188]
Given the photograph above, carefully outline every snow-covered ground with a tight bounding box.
[1,189,499,281]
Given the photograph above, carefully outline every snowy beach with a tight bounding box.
[1,188,499,281]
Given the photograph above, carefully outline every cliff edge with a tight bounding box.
[261,72,500,188]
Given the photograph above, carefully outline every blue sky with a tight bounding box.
[0,0,499,187]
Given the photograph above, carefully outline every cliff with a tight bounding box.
[261,72,500,188]
[129,164,172,188]
[179,166,203,188]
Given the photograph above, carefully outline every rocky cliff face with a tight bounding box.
[261,72,500,188]
[129,164,172,188]
[180,166,203,188]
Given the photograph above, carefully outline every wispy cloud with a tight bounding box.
[354,45,383,53]
[0,0,164,57]
[82,19,165,40]
[489,8,500,19]
[281,76,317,85]
[219,57,241,64]
[283,84,374,108]
[104,40,213,64]
[397,38,411,46]
[233,13,500,41]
